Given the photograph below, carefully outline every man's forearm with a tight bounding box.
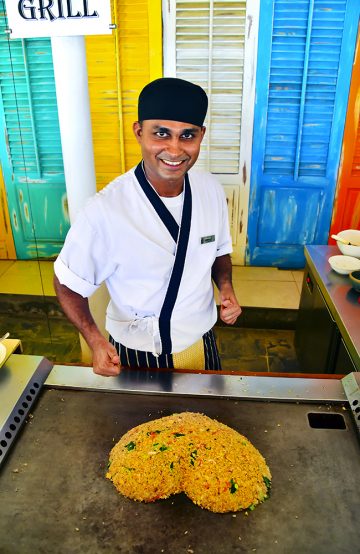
[53,275,104,349]
[211,254,233,291]
[212,254,242,325]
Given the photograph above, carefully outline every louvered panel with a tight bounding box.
[248,0,359,267]
[0,9,70,258]
[25,40,63,174]
[0,62,38,173]
[86,0,162,183]
[164,0,260,264]
[265,0,347,178]
[175,0,246,174]
[85,25,123,190]
[115,0,162,170]
[0,16,64,179]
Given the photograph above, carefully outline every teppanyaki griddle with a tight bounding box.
[0,355,359,554]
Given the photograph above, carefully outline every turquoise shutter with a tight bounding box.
[247,0,360,268]
[0,11,69,259]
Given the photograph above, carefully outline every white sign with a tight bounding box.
[4,0,112,38]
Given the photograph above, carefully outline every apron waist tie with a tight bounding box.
[128,316,162,357]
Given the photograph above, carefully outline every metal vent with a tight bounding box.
[0,356,53,468]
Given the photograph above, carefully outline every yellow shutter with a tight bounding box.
[85,0,163,189]
[85,2,123,191]
[116,0,163,170]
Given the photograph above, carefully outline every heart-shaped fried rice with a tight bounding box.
[106,412,271,513]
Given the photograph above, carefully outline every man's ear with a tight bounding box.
[200,126,206,142]
[133,121,142,143]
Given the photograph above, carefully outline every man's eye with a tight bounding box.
[182,133,194,139]
[155,132,168,138]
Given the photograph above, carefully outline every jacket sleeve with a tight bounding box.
[54,209,117,298]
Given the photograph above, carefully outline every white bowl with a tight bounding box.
[328,255,360,275]
[336,229,360,258]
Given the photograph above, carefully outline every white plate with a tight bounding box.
[0,342,7,367]
[328,255,360,275]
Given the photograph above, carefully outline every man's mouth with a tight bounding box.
[160,159,185,167]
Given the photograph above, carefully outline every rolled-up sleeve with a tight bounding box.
[54,210,117,298]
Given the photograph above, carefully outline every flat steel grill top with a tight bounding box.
[1,385,360,553]
[1,355,359,553]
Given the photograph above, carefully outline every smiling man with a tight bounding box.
[54,77,241,375]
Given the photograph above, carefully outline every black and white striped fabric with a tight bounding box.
[109,329,222,371]
[202,329,222,371]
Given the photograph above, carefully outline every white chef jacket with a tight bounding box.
[54,165,232,354]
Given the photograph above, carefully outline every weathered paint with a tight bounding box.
[85,0,163,190]
[0,163,16,258]
[329,30,360,236]
[247,0,360,268]
[1,0,163,258]
[115,0,163,171]
[163,0,260,265]
[0,10,70,259]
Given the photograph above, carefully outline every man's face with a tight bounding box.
[133,119,206,195]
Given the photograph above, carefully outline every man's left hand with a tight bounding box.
[219,287,242,325]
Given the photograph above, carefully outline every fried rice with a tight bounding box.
[106,412,271,513]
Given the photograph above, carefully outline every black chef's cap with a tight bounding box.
[138,78,208,127]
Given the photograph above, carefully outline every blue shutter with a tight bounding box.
[247,0,360,268]
[0,10,69,259]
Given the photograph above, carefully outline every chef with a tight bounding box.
[54,77,242,376]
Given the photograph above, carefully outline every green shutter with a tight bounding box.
[0,11,69,259]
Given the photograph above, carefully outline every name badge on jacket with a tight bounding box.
[201,235,215,245]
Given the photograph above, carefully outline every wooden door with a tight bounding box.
[85,0,163,191]
[0,12,69,259]
[247,0,360,268]
[329,29,360,236]
[163,0,260,265]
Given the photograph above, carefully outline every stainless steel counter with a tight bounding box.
[305,245,360,369]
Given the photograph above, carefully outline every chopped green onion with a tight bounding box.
[229,478,238,494]
[263,476,271,491]
[189,450,197,466]
[125,441,136,451]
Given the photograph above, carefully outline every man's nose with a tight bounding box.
[165,138,183,157]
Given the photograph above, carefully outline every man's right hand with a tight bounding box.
[53,277,121,376]
[91,337,121,377]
